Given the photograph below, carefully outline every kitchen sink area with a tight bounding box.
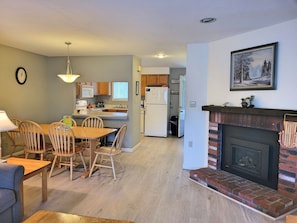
[72,104,128,120]
[102,109,128,113]
[74,81,129,121]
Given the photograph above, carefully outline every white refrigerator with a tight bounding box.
[144,87,169,137]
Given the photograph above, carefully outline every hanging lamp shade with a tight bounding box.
[57,42,80,83]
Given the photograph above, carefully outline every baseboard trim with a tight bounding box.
[122,142,141,153]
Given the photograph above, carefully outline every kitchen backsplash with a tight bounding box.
[76,95,128,109]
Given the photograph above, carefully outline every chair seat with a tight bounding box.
[94,147,121,156]
[52,146,84,157]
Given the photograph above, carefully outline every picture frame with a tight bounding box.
[230,42,278,91]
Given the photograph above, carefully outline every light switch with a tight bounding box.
[189,101,196,108]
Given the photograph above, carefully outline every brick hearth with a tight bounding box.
[190,168,297,218]
[190,106,297,218]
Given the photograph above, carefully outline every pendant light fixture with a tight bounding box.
[57,42,80,83]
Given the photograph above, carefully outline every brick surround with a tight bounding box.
[190,106,297,218]
[190,168,297,218]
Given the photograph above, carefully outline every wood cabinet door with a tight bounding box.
[158,75,169,86]
[76,83,81,98]
[141,75,147,97]
[141,74,169,96]
[146,75,159,85]
[95,82,111,95]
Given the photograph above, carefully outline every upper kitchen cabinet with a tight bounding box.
[141,74,169,97]
[146,75,159,85]
[141,75,147,97]
[94,82,111,96]
[76,83,80,98]
[158,75,169,85]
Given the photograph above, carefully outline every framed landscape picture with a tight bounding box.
[230,42,278,91]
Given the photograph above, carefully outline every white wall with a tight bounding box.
[183,44,208,169]
[183,18,297,170]
[208,19,297,109]
[141,67,170,74]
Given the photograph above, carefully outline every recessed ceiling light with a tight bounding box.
[200,17,217,23]
[155,53,167,59]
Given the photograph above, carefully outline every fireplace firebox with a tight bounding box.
[221,125,279,189]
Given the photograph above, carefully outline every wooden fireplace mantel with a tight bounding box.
[202,105,297,132]
[202,105,297,117]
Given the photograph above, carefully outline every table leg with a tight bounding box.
[20,180,24,216]
[89,139,96,169]
[81,139,96,179]
[42,167,47,201]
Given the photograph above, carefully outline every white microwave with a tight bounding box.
[81,85,94,98]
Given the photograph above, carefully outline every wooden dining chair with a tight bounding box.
[81,116,104,128]
[6,118,25,156]
[48,122,87,181]
[89,124,127,180]
[80,116,104,147]
[18,120,51,160]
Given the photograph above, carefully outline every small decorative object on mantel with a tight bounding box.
[241,95,255,108]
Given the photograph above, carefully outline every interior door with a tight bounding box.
[178,75,185,137]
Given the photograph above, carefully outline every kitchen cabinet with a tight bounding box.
[141,74,169,97]
[141,75,147,97]
[158,75,169,85]
[94,82,111,96]
[146,75,159,85]
[76,83,80,98]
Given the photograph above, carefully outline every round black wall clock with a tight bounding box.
[15,67,27,85]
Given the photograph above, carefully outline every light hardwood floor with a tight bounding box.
[23,136,290,223]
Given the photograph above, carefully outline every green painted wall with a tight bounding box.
[0,44,141,156]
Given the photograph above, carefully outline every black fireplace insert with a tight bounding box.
[221,125,279,189]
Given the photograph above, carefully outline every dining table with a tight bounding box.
[39,124,117,178]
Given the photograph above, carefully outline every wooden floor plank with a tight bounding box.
[23,136,292,223]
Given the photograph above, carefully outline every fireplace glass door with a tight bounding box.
[231,138,269,180]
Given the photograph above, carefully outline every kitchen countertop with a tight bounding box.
[72,108,128,120]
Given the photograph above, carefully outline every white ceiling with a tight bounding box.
[1,0,297,67]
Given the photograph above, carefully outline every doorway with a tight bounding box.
[178,75,185,137]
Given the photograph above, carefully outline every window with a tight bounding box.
[112,82,128,101]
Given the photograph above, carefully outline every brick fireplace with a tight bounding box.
[190,105,297,218]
